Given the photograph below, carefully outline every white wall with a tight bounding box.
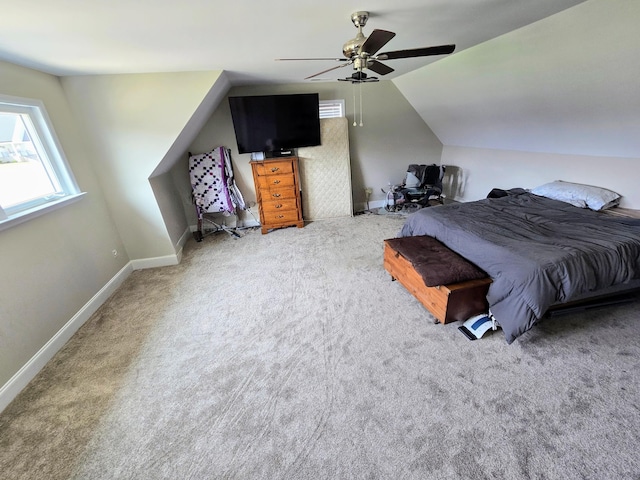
[61,71,224,261]
[442,146,640,209]
[0,61,128,399]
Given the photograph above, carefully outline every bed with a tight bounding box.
[398,186,640,343]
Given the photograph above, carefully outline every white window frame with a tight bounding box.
[319,99,345,119]
[0,94,84,232]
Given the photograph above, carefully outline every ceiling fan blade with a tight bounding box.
[367,60,394,76]
[305,62,351,80]
[360,29,396,56]
[377,44,456,60]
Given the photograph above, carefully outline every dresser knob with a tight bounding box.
[276,215,284,219]
[271,167,279,172]
[275,204,283,208]
[272,193,281,197]
[273,180,281,184]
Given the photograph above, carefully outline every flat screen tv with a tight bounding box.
[228,93,321,154]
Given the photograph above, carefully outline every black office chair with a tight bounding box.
[384,164,446,212]
[401,164,446,207]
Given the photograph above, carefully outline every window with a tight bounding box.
[319,100,345,119]
[0,95,83,230]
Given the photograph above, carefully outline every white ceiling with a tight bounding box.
[1,0,587,84]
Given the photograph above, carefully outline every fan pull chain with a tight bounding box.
[359,82,364,127]
[352,83,357,127]
[351,80,365,127]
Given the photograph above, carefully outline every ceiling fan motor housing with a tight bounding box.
[343,33,366,59]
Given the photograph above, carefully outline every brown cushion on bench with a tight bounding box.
[385,236,488,287]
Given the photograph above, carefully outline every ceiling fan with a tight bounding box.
[277,11,456,83]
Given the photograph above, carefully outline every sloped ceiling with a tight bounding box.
[393,0,640,158]
[2,0,585,83]
[3,0,635,160]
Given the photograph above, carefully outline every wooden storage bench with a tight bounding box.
[383,236,492,324]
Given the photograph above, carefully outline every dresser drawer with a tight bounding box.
[253,160,294,177]
[261,197,299,214]
[261,209,301,225]
[256,174,296,189]
[259,186,297,201]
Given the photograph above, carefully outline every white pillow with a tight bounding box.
[530,180,621,211]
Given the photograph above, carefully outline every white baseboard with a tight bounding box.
[177,226,191,250]
[131,227,192,270]
[355,199,386,213]
[0,262,133,413]
[130,254,180,270]
[174,227,192,264]
[240,218,261,228]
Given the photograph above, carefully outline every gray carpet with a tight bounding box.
[1,213,639,480]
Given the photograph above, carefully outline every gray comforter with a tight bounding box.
[399,192,640,343]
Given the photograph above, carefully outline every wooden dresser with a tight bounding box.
[250,156,304,234]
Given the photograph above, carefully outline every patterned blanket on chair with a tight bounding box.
[189,147,234,216]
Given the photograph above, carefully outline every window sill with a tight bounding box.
[0,192,87,233]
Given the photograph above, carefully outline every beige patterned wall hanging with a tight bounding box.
[297,117,353,220]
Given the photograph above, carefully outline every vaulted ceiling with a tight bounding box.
[3,0,638,159]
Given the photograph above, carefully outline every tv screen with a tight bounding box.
[228,93,321,154]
